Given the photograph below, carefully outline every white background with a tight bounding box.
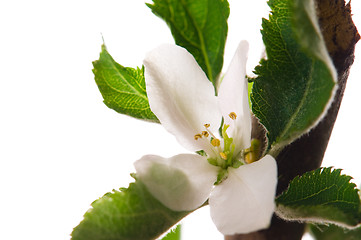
[0,1,360,240]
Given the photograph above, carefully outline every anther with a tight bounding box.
[229,112,237,120]
[244,139,261,163]
[220,152,228,160]
[211,138,220,147]
[202,131,209,137]
[194,134,202,140]
[204,123,210,128]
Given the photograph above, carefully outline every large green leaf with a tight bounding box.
[309,224,361,240]
[93,45,158,122]
[72,180,189,240]
[147,0,229,86]
[276,168,361,227]
[251,0,337,155]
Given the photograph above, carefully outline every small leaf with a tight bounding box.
[72,180,189,240]
[276,168,361,227]
[147,0,229,86]
[251,0,337,155]
[161,224,181,240]
[309,224,361,240]
[93,45,158,122]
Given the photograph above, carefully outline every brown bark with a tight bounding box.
[226,1,360,239]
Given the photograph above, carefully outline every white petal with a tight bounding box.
[209,155,277,235]
[218,41,251,150]
[144,44,222,152]
[134,154,218,211]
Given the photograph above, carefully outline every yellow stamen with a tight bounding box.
[220,152,227,160]
[204,123,210,128]
[211,138,220,147]
[229,112,237,120]
[244,152,255,164]
[194,134,202,140]
[244,139,261,163]
[202,131,209,137]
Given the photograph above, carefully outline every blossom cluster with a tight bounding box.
[134,41,277,235]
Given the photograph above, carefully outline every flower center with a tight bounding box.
[193,112,240,184]
[194,112,261,184]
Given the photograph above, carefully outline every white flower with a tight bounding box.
[134,41,277,235]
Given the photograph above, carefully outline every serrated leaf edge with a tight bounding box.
[275,167,361,228]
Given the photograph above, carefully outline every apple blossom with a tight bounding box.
[134,41,277,235]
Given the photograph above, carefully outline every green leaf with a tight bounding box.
[276,168,361,227]
[161,224,181,240]
[72,180,189,240]
[309,224,361,240]
[93,45,158,122]
[251,0,337,155]
[147,0,229,86]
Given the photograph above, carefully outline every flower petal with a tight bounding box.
[218,41,251,150]
[144,44,222,152]
[134,154,218,211]
[209,155,277,235]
